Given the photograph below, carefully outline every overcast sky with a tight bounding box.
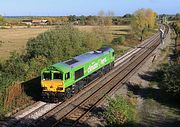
[0,0,179,16]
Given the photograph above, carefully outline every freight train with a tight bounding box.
[41,47,115,101]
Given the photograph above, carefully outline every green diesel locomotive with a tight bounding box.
[41,47,115,101]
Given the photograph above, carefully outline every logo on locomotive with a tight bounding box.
[87,58,107,73]
[100,58,107,65]
[88,62,99,73]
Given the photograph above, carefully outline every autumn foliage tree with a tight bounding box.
[131,8,157,41]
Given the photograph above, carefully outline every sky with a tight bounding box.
[0,0,179,16]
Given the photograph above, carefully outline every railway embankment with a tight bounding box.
[100,26,180,127]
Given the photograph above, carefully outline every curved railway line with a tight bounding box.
[5,25,169,127]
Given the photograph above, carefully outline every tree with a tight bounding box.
[123,14,132,18]
[131,8,157,41]
[69,15,77,22]
[131,9,148,41]
[158,64,180,98]
[0,15,5,25]
[172,23,180,41]
[78,15,86,25]
[98,10,113,26]
[26,25,103,62]
[61,16,69,23]
[104,11,114,26]
[174,13,180,20]
[86,15,96,25]
[98,10,105,26]
[145,8,156,28]
[98,10,105,17]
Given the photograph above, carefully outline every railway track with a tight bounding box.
[47,32,162,127]
[6,41,142,127]
[34,28,167,127]
[6,25,168,127]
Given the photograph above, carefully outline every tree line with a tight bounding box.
[1,14,132,26]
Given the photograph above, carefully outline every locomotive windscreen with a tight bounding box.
[43,72,51,80]
[54,72,63,80]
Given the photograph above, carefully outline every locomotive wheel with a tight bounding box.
[78,82,84,91]
[72,85,79,94]
[64,88,72,100]
[99,70,104,77]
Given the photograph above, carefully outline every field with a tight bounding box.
[0,28,49,60]
[0,25,131,60]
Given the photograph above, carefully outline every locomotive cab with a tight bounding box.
[41,70,65,93]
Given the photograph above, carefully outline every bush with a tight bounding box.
[0,25,104,114]
[2,52,28,80]
[103,95,137,126]
[158,63,180,98]
[112,36,125,45]
[26,25,103,63]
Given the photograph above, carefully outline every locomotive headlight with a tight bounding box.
[42,87,47,90]
[56,87,63,90]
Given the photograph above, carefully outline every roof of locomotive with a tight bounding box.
[51,47,113,72]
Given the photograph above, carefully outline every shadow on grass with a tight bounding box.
[124,68,180,127]
[126,81,180,108]
[22,76,42,101]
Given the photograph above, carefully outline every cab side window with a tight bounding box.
[112,52,115,56]
[65,72,70,80]
[75,68,84,80]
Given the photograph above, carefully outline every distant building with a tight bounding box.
[22,19,48,25]
[22,20,33,25]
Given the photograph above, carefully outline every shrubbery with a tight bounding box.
[103,95,137,126]
[112,36,125,45]
[0,25,103,116]
[156,63,180,98]
[26,25,103,62]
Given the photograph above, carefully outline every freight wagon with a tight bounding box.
[41,47,115,101]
